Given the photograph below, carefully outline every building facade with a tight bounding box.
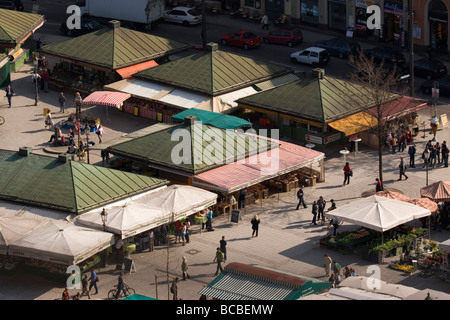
[235,0,449,52]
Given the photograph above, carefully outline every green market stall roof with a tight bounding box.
[0,9,45,48]
[199,262,331,300]
[0,148,168,214]
[134,43,293,96]
[38,21,191,71]
[106,121,278,175]
[171,108,251,129]
[237,75,399,126]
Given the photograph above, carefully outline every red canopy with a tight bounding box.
[82,91,131,108]
[366,96,430,121]
[193,140,324,194]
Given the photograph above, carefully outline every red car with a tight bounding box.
[220,30,262,50]
[263,27,303,47]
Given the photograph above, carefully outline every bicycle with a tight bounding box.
[107,284,135,300]
[0,116,4,125]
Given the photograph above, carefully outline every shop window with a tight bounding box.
[301,0,319,25]
[245,0,255,6]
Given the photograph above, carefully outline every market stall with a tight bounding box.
[420,181,450,202]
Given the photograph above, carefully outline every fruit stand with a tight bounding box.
[320,227,377,254]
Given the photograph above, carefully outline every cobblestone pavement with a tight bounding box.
[0,49,449,302]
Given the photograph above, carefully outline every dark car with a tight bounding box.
[60,18,105,37]
[263,27,303,47]
[0,0,23,10]
[220,30,262,50]
[414,58,448,80]
[420,77,450,96]
[358,64,410,87]
[363,47,406,68]
[313,37,361,59]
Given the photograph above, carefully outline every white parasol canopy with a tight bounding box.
[135,185,217,221]
[8,220,114,265]
[77,202,170,239]
[0,217,48,255]
[325,195,431,232]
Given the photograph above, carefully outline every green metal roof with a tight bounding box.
[172,108,251,130]
[199,263,331,300]
[238,76,399,124]
[134,45,293,95]
[39,25,191,70]
[0,149,168,214]
[107,122,278,175]
[0,9,44,47]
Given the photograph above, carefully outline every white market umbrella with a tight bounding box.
[8,220,114,265]
[325,195,431,233]
[338,276,388,292]
[135,185,217,221]
[0,217,48,254]
[77,202,170,239]
[377,283,420,299]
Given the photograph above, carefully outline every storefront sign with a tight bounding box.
[324,133,341,144]
[305,134,323,144]
[441,114,448,128]
[384,2,403,16]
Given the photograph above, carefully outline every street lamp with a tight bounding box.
[424,148,430,186]
[85,125,90,164]
[100,208,108,267]
[32,57,39,106]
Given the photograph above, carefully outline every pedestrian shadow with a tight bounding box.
[22,129,48,134]
[315,185,346,190]
[227,237,252,242]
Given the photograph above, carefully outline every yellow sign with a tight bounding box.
[441,114,448,128]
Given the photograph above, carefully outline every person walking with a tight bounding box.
[311,201,318,225]
[184,218,191,243]
[74,92,82,111]
[220,236,227,262]
[88,270,99,295]
[324,254,332,277]
[115,272,127,299]
[96,124,105,143]
[408,143,416,168]
[5,84,14,108]
[58,92,66,113]
[296,186,307,210]
[261,14,269,30]
[81,274,91,299]
[171,277,178,300]
[343,162,351,185]
[317,196,326,223]
[442,140,449,167]
[181,256,190,280]
[213,247,224,276]
[375,178,382,192]
[251,215,260,237]
[398,157,408,181]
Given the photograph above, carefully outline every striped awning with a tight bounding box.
[420,181,450,202]
[82,91,131,108]
[408,198,438,212]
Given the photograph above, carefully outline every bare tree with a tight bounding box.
[344,52,412,191]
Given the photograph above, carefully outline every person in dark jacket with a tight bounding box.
[251,215,260,237]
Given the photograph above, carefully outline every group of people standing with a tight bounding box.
[324,254,355,287]
[386,127,413,154]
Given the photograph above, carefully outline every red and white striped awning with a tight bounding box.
[420,181,450,202]
[82,91,131,108]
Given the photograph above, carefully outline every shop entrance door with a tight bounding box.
[264,0,284,21]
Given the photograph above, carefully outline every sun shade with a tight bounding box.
[82,91,131,107]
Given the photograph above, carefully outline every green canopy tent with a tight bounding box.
[172,108,251,130]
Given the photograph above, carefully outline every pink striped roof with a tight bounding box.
[420,181,450,202]
[82,91,131,107]
[193,140,324,193]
